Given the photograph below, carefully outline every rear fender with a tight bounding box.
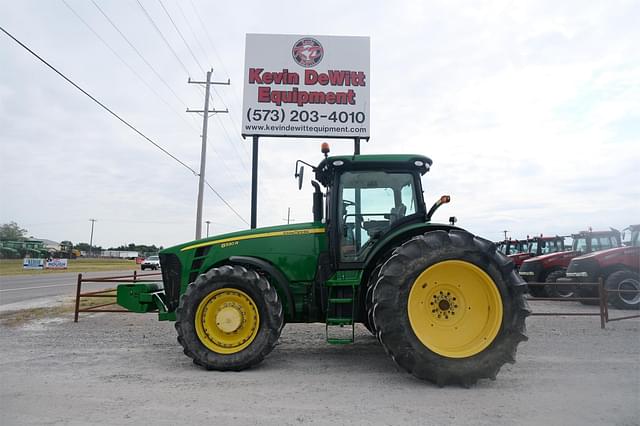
[363,223,459,286]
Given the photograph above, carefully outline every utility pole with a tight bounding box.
[187,69,229,240]
[89,219,96,257]
[205,220,211,237]
[282,208,296,224]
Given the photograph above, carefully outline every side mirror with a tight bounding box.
[296,166,305,190]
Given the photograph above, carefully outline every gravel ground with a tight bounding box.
[0,300,638,426]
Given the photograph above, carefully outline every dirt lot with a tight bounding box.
[0,301,638,426]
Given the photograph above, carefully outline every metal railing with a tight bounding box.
[601,288,640,323]
[73,270,162,322]
[527,278,639,328]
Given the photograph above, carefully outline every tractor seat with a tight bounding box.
[389,204,407,224]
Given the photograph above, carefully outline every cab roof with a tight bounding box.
[571,230,620,238]
[315,154,432,186]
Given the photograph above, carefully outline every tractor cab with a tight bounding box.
[571,229,621,253]
[314,154,433,265]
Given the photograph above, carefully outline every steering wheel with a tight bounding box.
[343,199,356,208]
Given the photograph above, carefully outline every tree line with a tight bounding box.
[0,222,162,256]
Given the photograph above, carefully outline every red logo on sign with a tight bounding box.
[292,37,323,68]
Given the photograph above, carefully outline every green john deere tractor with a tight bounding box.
[117,152,529,386]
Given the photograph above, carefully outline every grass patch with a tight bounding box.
[0,290,119,327]
[0,305,71,327]
[0,258,139,276]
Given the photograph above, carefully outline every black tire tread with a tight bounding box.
[371,229,529,386]
[544,269,573,298]
[364,263,383,336]
[175,265,283,371]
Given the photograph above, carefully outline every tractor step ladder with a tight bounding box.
[325,275,359,344]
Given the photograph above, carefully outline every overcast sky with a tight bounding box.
[1,0,638,249]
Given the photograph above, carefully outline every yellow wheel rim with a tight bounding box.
[195,288,260,354]
[407,260,503,358]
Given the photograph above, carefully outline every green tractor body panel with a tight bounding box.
[155,221,328,323]
[117,283,163,313]
[118,154,440,325]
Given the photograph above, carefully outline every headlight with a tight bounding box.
[566,272,589,277]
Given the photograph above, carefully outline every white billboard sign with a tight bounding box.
[242,34,370,138]
[23,258,44,270]
[45,258,68,269]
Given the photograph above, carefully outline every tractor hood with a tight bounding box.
[524,251,579,264]
[572,246,625,261]
[163,222,325,254]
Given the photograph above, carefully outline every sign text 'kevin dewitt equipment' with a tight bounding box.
[242,34,370,138]
[249,68,365,107]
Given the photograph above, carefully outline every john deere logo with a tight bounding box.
[292,37,323,68]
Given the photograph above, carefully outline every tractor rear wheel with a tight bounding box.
[606,270,640,310]
[175,265,283,370]
[371,229,529,386]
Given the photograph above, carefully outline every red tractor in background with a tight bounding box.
[567,225,640,310]
[518,229,621,297]
[509,235,567,270]
[497,239,528,257]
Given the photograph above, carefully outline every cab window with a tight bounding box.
[339,171,416,262]
[598,237,613,250]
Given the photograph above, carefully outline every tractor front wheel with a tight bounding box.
[371,229,529,386]
[544,270,575,298]
[175,265,283,370]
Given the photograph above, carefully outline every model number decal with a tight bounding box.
[220,241,239,249]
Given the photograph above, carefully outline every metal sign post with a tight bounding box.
[251,135,259,229]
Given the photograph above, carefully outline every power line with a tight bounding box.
[198,86,249,173]
[0,24,197,175]
[212,90,252,158]
[187,0,250,157]
[206,140,251,201]
[135,0,191,76]
[157,0,205,74]
[61,0,199,133]
[192,84,252,185]
[188,0,231,81]
[174,1,212,68]
[204,179,249,226]
[90,0,192,111]
[215,113,250,173]
[0,25,248,225]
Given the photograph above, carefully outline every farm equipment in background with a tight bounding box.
[567,225,639,310]
[508,235,567,270]
[116,150,529,386]
[56,241,81,259]
[0,240,49,259]
[497,238,529,256]
[519,229,621,297]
